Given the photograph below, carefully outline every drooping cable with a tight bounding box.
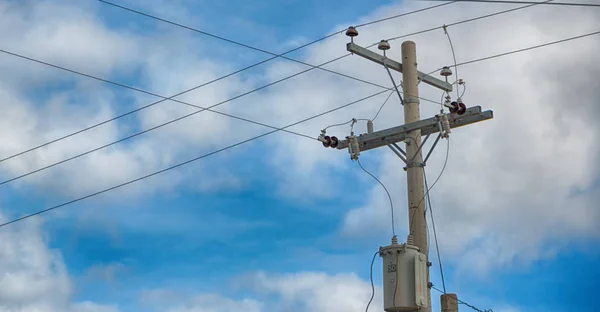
[357,159,396,238]
[409,138,450,236]
[432,286,494,312]
[372,91,394,121]
[365,250,379,312]
[442,25,460,100]
[424,169,447,294]
[0,89,389,228]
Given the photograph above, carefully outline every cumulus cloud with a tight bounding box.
[0,0,597,300]
[0,211,119,312]
[334,1,600,275]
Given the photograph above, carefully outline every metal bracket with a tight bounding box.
[387,143,408,164]
[335,106,493,152]
[346,42,453,92]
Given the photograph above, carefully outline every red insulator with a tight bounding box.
[457,102,467,115]
[346,26,358,37]
[322,135,331,148]
[330,136,339,148]
[449,101,459,114]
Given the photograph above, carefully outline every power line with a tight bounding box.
[0,89,389,228]
[386,0,554,42]
[453,29,600,67]
[424,170,446,294]
[0,53,350,186]
[365,250,379,312]
[0,50,439,187]
[0,49,314,141]
[357,159,396,238]
[0,2,452,165]
[420,0,600,7]
[4,26,597,187]
[409,139,449,238]
[432,287,494,312]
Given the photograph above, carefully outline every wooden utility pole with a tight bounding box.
[318,28,493,312]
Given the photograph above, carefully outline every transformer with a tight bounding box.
[379,236,428,311]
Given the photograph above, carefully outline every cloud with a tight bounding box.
[0,0,597,294]
[0,211,119,312]
[333,1,600,276]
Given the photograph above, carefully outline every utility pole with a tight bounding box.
[318,27,493,312]
[401,40,431,311]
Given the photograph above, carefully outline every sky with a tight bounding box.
[0,0,599,311]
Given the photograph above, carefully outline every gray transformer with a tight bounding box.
[379,238,428,311]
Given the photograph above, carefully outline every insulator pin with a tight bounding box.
[367,120,374,134]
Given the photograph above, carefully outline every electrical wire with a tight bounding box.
[432,286,494,312]
[442,25,460,100]
[355,1,458,27]
[420,0,600,7]
[451,29,600,68]
[386,0,554,42]
[4,25,597,187]
[0,0,452,165]
[372,91,394,121]
[0,89,389,229]
[365,250,379,312]
[424,169,447,294]
[409,138,449,238]
[357,159,396,238]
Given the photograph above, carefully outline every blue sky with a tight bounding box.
[0,0,599,311]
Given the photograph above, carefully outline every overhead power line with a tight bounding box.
[432,287,494,312]
[3,27,598,188]
[0,1,453,165]
[420,0,600,7]
[386,0,554,42]
[454,30,600,67]
[0,89,389,229]
[428,29,600,73]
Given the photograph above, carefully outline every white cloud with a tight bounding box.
[0,211,119,312]
[0,0,597,291]
[332,1,600,276]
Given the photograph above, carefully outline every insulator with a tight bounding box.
[367,120,374,134]
[378,40,391,51]
[457,102,467,115]
[348,135,360,160]
[322,135,331,148]
[449,101,459,114]
[330,136,339,148]
[440,66,452,77]
[440,114,451,138]
[346,26,358,37]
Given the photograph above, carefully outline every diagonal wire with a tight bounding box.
[4,26,597,187]
[0,53,350,186]
[419,0,600,7]
[0,49,314,141]
[386,0,554,42]
[424,28,600,74]
[424,170,446,294]
[0,89,389,228]
[432,286,494,312]
[0,1,452,165]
